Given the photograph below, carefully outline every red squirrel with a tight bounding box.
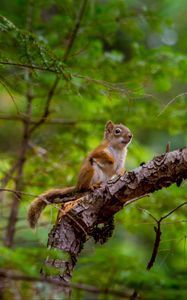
[27,120,132,228]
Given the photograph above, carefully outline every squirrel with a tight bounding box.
[27,120,132,228]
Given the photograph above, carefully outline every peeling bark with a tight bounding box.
[44,148,187,286]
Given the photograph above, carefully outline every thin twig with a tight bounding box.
[146,202,187,270]
[160,202,187,221]
[0,161,19,188]
[0,60,130,95]
[0,60,59,73]
[157,92,187,117]
[0,188,38,198]
[124,194,150,207]
[0,76,20,114]
[29,76,59,133]
[0,114,103,125]
[63,0,88,62]
[74,73,129,94]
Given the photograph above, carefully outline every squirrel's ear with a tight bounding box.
[104,120,114,138]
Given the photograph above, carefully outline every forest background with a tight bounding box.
[0,0,187,299]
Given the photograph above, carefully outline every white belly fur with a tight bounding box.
[107,146,127,173]
[91,162,110,185]
[90,146,127,185]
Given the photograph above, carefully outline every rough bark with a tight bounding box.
[44,147,187,285]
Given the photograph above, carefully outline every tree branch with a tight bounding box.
[0,60,60,73]
[43,147,187,285]
[29,0,88,134]
[63,0,88,62]
[29,76,59,133]
[0,114,103,125]
[0,269,137,299]
[4,71,34,247]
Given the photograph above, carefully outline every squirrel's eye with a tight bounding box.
[115,128,121,135]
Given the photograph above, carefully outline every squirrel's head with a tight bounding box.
[104,120,132,150]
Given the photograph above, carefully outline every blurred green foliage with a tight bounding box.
[0,0,187,299]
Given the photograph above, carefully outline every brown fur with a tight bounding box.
[27,121,132,228]
[28,187,76,228]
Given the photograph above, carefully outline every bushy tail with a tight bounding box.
[27,187,76,228]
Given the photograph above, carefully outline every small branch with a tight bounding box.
[123,194,150,207]
[0,161,19,188]
[0,60,130,95]
[29,76,59,133]
[0,270,136,299]
[74,73,129,94]
[0,76,20,114]
[0,60,59,73]
[0,60,130,96]
[63,0,88,62]
[165,142,170,153]
[158,92,187,117]
[147,221,161,270]
[0,188,38,198]
[147,201,187,270]
[29,0,88,134]
[160,202,187,221]
[0,114,102,125]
